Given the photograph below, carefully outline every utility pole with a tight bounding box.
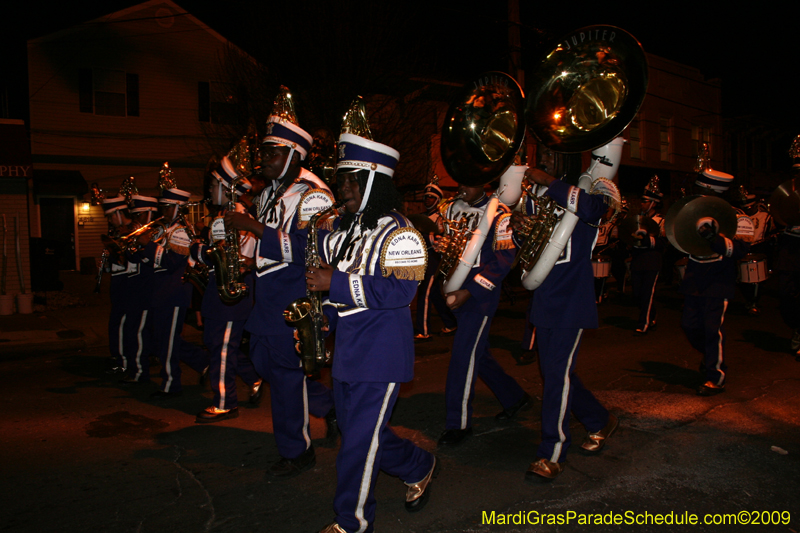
[507,0,524,89]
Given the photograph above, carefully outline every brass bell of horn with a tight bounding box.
[525,25,649,154]
[440,72,526,186]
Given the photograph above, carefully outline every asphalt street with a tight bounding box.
[1,274,799,533]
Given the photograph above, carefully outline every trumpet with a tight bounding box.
[101,217,168,255]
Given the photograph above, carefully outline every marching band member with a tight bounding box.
[190,163,262,423]
[226,89,336,478]
[630,176,666,335]
[129,187,209,398]
[227,119,437,533]
[101,194,135,375]
[733,185,773,316]
[512,146,618,482]
[680,170,750,396]
[437,181,531,447]
[776,135,800,358]
[119,194,159,384]
[414,179,457,340]
[592,206,618,304]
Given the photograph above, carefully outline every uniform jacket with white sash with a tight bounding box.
[444,195,515,316]
[519,179,606,329]
[190,202,256,322]
[259,211,427,383]
[129,221,192,309]
[247,169,333,337]
[681,234,750,299]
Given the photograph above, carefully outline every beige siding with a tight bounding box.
[28,0,246,272]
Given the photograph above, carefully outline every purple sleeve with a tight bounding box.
[546,179,607,223]
[329,270,418,310]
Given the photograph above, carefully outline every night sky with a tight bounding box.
[2,1,794,126]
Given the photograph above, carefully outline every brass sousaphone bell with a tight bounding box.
[441,25,649,186]
[441,72,526,187]
[665,196,738,256]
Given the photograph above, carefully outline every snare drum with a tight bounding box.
[739,254,768,283]
[675,257,688,280]
[592,255,611,278]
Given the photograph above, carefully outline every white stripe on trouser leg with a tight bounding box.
[643,273,659,332]
[423,276,434,336]
[218,321,232,410]
[354,383,395,533]
[715,300,728,386]
[461,316,488,429]
[134,310,148,381]
[301,374,311,447]
[118,314,126,370]
[527,326,536,351]
[163,307,180,392]
[551,329,583,463]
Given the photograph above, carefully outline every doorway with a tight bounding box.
[39,197,76,270]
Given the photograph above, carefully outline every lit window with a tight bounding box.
[691,125,712,160]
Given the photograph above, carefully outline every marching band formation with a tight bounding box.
[93,25,800,533]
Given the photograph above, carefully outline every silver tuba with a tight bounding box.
[284,201,342,379]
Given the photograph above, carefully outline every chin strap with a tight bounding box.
[277,147,296,180]
[356,170,376,214]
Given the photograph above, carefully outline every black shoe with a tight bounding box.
[195,406,239,424]
[495,393,533,420]
[405,456,439,512]
[437,427,472,446]
[440,326,457,336]
[324,408,339,445]
[696,381,725,396]
[105,366,127,376]
[268,446,316,478]
[150,390,183,400]
[249,380,263,407]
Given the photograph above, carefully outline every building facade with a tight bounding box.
[27,0,251,269]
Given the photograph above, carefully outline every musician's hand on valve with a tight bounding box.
[510,210,527,232]
[445,289,470,310]
[136,231,152,246]
[306,262,334,292]
[526,167,556,187]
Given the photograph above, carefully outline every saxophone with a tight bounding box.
[284,201,342,379]
[206,177,249,304]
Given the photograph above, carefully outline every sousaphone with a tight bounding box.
[439,25,648,292]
